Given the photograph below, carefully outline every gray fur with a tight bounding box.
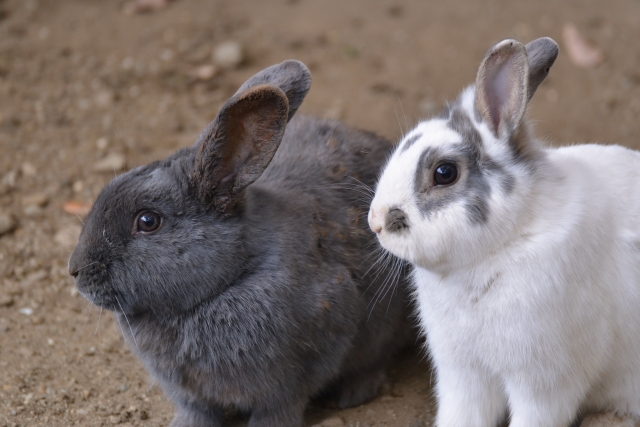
[385,208,408,232]
[401,133,422,152]
[234,60,311,122]
[408,107,514,225]
[69,62,413,427]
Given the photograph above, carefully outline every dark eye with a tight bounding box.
[434,163,458,186]
[134,211,162,234]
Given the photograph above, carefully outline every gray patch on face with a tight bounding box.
[411,106,515,225]
[413,146,465,218]
[400,133,422,153]
[448,107,515,197]
[385,207,408,233]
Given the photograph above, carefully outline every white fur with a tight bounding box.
[370,84,640,426]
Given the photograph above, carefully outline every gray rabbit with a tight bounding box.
[69,60,413,427]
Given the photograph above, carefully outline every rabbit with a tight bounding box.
[68,60,414,427]
[368,37,640,427]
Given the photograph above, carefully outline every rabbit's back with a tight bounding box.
[552,143,640,232]
[254,115,394,269]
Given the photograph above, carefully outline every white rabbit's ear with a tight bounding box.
[475,39,529,139]
[524,37,559,102]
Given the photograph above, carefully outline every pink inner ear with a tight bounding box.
[487,55,513,131]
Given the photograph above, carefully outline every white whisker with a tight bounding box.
[116,296,139,349]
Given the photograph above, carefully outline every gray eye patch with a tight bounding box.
[410,106,514,224]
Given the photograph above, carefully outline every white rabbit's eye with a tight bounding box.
[434,163,458,186]
[134,211,163,234]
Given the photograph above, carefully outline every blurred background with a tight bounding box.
[0,0,639,426]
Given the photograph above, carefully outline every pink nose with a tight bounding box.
[368,209,384,234]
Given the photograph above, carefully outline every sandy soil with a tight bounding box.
[1,0,639,426]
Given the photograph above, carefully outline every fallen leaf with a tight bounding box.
[563,23,604,68]
[63,201,92,217]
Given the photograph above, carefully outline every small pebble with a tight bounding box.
[0,296,13,307]
[24,204,44,217]
[21,162,37,177]
[93,153,126,172]
[213,41,244,69]
[22,192,49,207]
[85,347,96,356]
[0,212,16,236]
[195,64,217,81]
[123,0,168,14]
[320,417,345,427]
[96,137,109,151]
[72,180,85,193]
[19,307,33,316]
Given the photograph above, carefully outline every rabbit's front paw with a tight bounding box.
[248,399,307,427]
[336,367,387,409]
[169,402,222,427]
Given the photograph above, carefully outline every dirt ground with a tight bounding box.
[1,0,639,426]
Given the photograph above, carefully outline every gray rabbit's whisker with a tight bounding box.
[75,213,84,225]
[113,311,128,343]
[75,260,99,273]
[93,307,103,342]
[80,300,93,332]
[115,296,139,350]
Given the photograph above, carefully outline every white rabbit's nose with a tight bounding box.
[368,206,388,234]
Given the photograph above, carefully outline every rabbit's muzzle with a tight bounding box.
[69,257,118,311]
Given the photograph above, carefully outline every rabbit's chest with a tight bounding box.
[413,267,538,370]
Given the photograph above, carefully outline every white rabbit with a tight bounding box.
[368,37,640,427]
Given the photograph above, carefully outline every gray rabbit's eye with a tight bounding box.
[134,211,163,234]
[434,163,458,186]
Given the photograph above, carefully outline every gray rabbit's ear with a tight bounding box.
[524,37,558,102]
[193,85,289,213]
[475,39,529,139]
[234,60,311,122]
